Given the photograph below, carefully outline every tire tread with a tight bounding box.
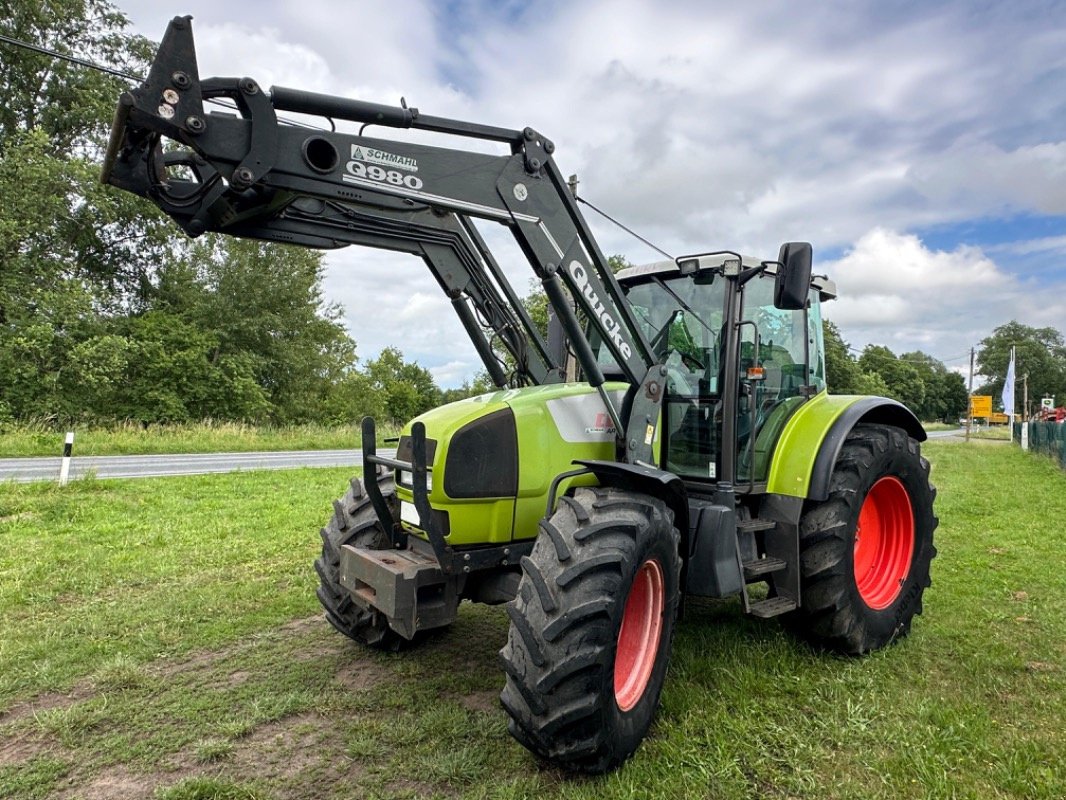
[499,486,681,773]
[786,423,937,655]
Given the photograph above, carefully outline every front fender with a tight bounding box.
[767,393,924,501]
[574,459,689,542]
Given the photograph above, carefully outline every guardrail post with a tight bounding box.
[58,431,74,486]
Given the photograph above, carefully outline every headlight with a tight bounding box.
[399,470,433,491]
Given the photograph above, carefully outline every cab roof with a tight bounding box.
[616,253,764,283]
[616,253,837,301]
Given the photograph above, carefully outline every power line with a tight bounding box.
[0,32,327,131]
[576,195,674,261]
[846,345,972,366]
[0,32,142,81]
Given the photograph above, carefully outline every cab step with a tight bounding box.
[742,556,787,579]
[747,596,798,618]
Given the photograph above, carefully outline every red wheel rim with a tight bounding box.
[614,559,665,712]
[854,476,915,609]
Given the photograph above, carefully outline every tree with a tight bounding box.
[823,320,861,393]
[822,320,891,397]
[976,321,1066,415]
[523,277,550,341]
[0,1,186,423]
[937,371,969,422]
[113,312,270,423]
[440,375,496,405]
[0,1,174,314]
[320,369,385,424]
[853,369,891,398]
[174,237,358,423]
[898,351,968,422]
[522,253,632,341]
[0,1,463,427]
[858,345,926,414]
[364,347,442,424]
[0,0,153,153]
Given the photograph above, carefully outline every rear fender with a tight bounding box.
[767,393,925,501]
[806,398,925,501]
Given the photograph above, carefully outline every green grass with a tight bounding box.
[0,468,352,702]
[920,422,959,432]
[0,420,403,458]
[1,443,1064,798]
[968,426,1012,441]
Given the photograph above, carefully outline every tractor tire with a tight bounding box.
[786,423,937,655]
[314,470,405,651]
[499,486,681,773]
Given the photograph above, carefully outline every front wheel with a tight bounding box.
[786,423,938,654]
[499,487,681,773]
[314,471,406,651]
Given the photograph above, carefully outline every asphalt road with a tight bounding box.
[0,449,396,483]
[925,427,967,439]
[2,428,966,483]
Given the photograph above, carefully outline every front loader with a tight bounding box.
[103,16,937,773]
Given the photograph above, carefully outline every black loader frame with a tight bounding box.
[103,15,666,465]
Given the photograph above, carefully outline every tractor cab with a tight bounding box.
[596,254,836,488]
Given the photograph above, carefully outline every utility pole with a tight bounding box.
[1023,373,1028,421]
[965,346,974,442]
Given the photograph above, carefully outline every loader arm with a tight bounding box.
[103,15,665,462]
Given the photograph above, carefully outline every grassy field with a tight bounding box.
[920,422,959,432]
[1,442,1064,799]
[968,426,1012,441]
[0,420,965,458]
[0,421,401,458]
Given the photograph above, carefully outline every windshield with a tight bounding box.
[588,268,817,483]
[598,272,726,397]
[592,271,726,479]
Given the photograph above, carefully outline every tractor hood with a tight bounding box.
[394,382,628,545]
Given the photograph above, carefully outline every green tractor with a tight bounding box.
[104,16,937,773]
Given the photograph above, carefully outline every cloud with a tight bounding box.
[824,228,1066,360]
[908,143,1066,219]
[319,249,476,368]
[193,23,333,94]
[429,359,480,387]
[117,0,1066,385]
[994,234,1066,258]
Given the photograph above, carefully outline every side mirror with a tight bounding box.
[774,242,813,310]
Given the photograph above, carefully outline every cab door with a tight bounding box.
[736,273,817,484]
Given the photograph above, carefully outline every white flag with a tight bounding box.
[1001,349,1016,414]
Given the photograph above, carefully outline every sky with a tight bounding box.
[117,0,1066,386]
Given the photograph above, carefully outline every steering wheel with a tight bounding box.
[679,351,705,371]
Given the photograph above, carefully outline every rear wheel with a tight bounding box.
[787,424,937,654]
[499,487,681,773]
[314,470,405,651]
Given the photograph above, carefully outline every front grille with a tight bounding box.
[444,408,518,499]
